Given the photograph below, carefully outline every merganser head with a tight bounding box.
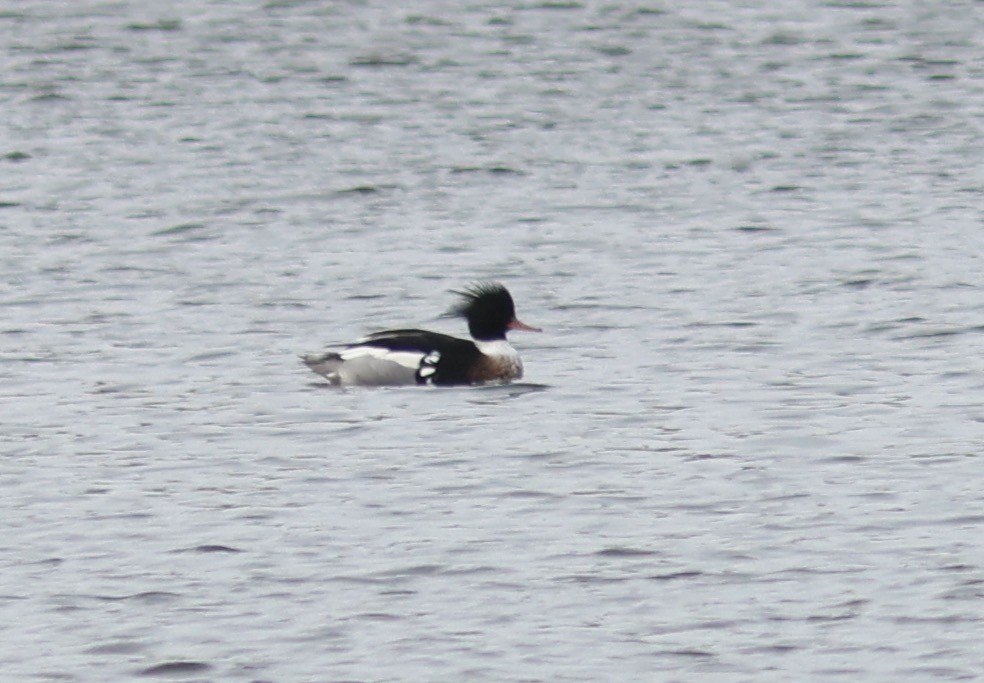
[447,282,541,341]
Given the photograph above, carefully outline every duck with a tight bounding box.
[302,282,539,386]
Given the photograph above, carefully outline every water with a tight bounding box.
[2,1,983,681]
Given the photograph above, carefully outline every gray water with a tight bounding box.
[2,1,983,681]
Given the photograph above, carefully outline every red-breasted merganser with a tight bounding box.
[302,282,540,386]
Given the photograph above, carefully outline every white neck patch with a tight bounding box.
[475,339,519,359]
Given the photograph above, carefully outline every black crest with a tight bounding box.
[447,282,516,340]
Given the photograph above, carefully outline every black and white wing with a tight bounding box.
[303,329,480,386]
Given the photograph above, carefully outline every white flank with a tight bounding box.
[339,345,425,370]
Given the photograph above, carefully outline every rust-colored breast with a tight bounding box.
[468,355,523,384]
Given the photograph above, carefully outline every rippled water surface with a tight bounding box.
[2,1,983,681]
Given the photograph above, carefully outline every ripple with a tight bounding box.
[137,662,211,677]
